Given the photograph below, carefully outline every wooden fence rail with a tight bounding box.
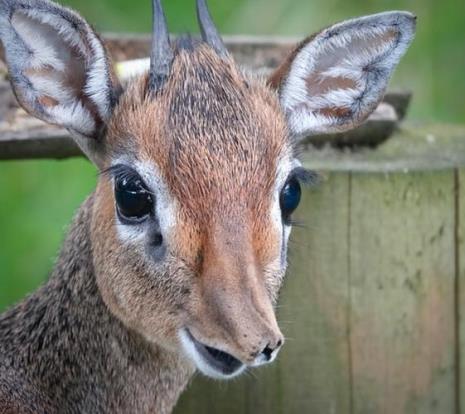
[1,35,464,414]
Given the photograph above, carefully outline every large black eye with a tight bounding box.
[115,176,153,223]
[280,176,301,223]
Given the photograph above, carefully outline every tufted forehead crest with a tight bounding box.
[108,45,290,222]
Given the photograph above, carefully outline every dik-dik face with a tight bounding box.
[0,0,415,378]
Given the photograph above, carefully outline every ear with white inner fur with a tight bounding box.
[0,0,121,165]
[268,11,416,140]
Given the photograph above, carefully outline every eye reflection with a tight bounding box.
[114,175,153,223]
[279,176,301,223]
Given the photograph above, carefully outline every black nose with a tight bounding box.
[261,339,283,361]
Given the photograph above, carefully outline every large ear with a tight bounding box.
[268,11,416,140]
[0,0,121,165]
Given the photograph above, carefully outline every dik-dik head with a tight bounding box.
[0,0,415,378]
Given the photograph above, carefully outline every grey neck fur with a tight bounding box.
[0,195,193,414]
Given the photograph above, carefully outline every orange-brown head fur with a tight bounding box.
[91,41,291,376]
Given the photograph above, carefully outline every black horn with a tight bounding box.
[149,0,173,93]
[196,0,228,57]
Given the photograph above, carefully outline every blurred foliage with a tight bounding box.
[1,0,464,311]
[0,160,96,310]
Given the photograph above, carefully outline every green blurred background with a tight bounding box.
[0,0,464,311]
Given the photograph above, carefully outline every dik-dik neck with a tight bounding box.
[0,194,193,414]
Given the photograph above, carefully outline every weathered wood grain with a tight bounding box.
[459,169,465,414]
[277,173,351,414]
[0,127,80,160]
[175,173,352,414]
[349,171,457,413]
[301,123,465,173]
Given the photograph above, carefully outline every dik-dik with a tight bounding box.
[0,0,415,412]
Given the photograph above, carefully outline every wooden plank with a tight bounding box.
[175,173,352,414]
[459,169,465,414]
[349,171,457,413]
[301,123,465,173]
[0,126,80,160]
[277,172,351,414]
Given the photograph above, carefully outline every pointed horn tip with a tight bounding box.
[149,0,174,93]
[196,0,229,58]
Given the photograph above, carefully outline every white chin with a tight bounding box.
[178,329,246,380]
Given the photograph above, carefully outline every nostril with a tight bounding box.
[261,345,274,361]
[147,229,166,261]
[276,339,283,348]
[152,232,163,247]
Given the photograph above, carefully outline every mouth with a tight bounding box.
[179,329,245,379]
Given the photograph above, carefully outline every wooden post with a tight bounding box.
[459,170,465,414]
[278,174,352,413]
[349,172,456,413]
